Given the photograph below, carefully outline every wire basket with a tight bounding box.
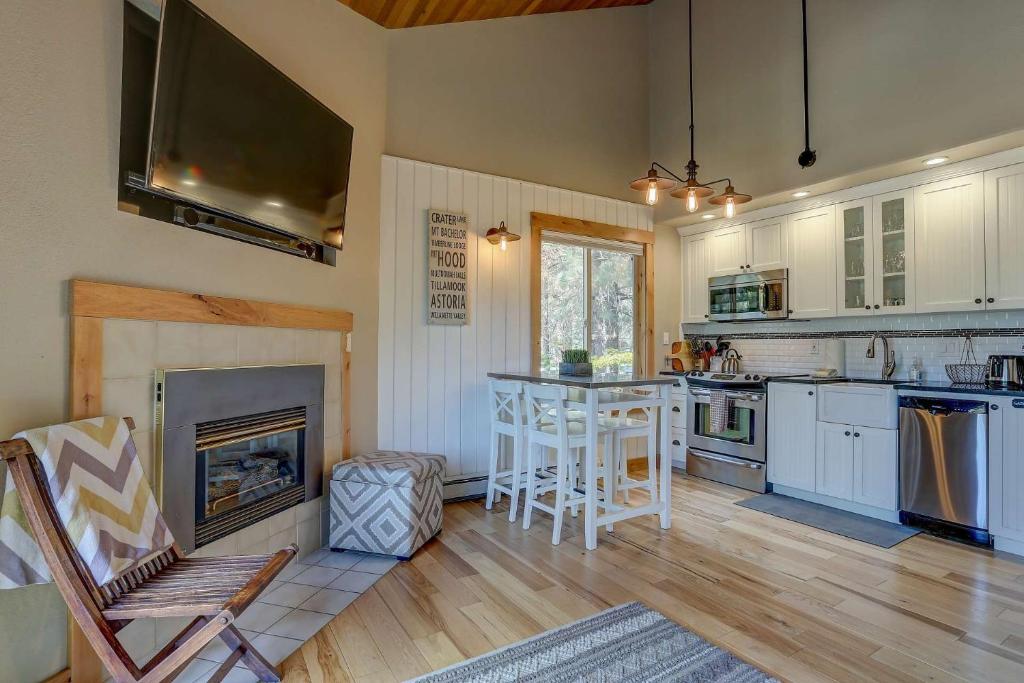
[945,334,986,384]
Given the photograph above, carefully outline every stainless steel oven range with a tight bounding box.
[683,371,775,492]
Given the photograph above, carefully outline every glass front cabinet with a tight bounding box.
[835,189,915,315]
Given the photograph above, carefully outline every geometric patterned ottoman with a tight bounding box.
[329,451,446,559]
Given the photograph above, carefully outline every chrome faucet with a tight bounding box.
[866,333,896,379]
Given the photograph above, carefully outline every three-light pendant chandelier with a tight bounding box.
[630,0,751,218]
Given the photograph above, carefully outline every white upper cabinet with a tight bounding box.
[788,206,837,318]
[836,191,915,316]
[985,163,1024,310]
[707,225,748,277]
[836,198,874,316]
[914,173,986,313]
[746,216,789,272]
[681,232,710,324]
[872,189,916,315]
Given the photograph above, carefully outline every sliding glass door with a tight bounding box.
[539,238,640,375]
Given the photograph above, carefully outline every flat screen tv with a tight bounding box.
[130,0,353,259]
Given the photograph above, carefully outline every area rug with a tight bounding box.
[407,601,777,682]
[737,493,919,548]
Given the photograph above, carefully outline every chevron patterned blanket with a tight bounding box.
[0,416,172,589]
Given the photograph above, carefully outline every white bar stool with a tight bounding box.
[486,379,528,522]
[602,407,658,508]
[522,383,611,545]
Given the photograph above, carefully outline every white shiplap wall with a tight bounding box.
[377,156,653,483]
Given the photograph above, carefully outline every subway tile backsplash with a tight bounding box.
[683,310,1024,381]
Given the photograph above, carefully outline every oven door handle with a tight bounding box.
[689,388,763,402]
[688,448,764,469]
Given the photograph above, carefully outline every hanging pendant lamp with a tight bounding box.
[629,166,676,206]
[629,0,750,217]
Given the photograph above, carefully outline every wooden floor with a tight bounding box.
[280,470,1024,682]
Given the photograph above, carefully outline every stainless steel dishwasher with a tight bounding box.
[898,395,990,545]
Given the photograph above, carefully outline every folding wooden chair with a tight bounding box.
[0,418,298,683]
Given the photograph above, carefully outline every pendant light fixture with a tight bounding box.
[797,0,816,168]
[485,221,520,251]
[629,0,750,217]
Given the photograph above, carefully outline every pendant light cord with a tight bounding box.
[798,0,816,167]
[688,0,695,163]
[802,0,810,151]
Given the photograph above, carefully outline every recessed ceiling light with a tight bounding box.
[264,200,284,208]
[702,213,715,219]
[924,156,948,166]
[792,191,810,198]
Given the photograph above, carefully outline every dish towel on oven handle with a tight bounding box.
[709,391,731,433]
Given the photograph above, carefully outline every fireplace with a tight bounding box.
[156,365,324,553]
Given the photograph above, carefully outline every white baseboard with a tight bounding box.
[994,535,1024,558]
[770,484,900,523]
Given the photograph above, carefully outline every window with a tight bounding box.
[536,226,649,375]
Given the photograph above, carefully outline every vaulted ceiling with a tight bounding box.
[337,0,654,29]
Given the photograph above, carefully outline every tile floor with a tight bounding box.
[174,547,397,683]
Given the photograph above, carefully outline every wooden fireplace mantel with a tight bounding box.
[66,279,353,683]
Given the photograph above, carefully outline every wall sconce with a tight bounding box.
[485,221,520,251]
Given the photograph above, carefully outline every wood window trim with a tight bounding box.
[66,279,353,683]
[529,212,655,375]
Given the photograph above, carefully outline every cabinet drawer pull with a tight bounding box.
[987,297,995,304]
[992,404,1000,411]
[864,305,871,310]
[844,431,851,436]
[672,406,681,413]
[975,298,983,304]
[672,440,681,446]
[874,304,880,309]
[854,432,861,438]
[807,391,814,396]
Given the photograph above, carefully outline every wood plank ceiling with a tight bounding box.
[337,0,654,29]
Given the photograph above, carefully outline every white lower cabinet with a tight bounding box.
[989,396,1024,552]
[852,426,898,510]
[767,383,817,490]
[814,421,897,512]
[670,428,686,468]
[767,382,898,519]
[815,422,855,500]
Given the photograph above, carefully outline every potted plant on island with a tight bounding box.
[559,349,593,377]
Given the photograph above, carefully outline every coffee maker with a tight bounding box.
[986,355,1024,387]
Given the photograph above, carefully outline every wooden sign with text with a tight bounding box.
[427,209,469,325]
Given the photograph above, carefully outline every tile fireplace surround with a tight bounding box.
[66,280,353,681]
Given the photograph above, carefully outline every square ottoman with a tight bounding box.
[329,451,445,559]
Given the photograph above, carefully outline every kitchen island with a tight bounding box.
[487,371,675,550]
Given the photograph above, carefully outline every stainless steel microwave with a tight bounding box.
[708,269,788,322]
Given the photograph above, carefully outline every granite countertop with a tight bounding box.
[487,371,675,388]
[766,376,906,386]
[892,381,1024,397]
